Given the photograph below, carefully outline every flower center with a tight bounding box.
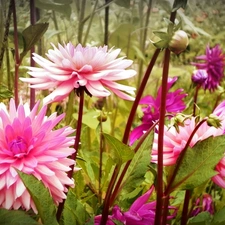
[9,137,28,158]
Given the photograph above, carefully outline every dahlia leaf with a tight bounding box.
[0,209,39,225]
[0,83,13,100]
[63,189,89,225]
[120,132,153,194]
[17,170,58,225]
[20,23,49,61]
[211,206,225,225]
[170,136,225,192]
[187,212,211,225]
[103,133,134,165]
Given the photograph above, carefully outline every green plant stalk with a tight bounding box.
[154,48,171,225]
[104,0,110,45]
[56,89,85,221]
[52,10,62,44]
[78,0,86,43]
[12,0,20,107]
[99,116,104,204]
[29,0,36,109]
[83,0,98,45]
[100,49,160,225]
[193,85,200,116]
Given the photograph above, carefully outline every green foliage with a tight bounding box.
[103,133,134,165]
[62,189,90,225]
[0,209,39,225]
[187,212,212,225]
[211,206,225,225]
[170,136,225,192]
[20,23,49,61]
[114,0,130,8]
[17,170,58,225]
[0,84,13,100]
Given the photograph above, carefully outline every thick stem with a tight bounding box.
[99,116,104,204]
[154,48,171,225]
[77,0,86,43]
[12,0,20,107]
[181,190,192,225]
[29,0,36,109]
[56,89,85,221]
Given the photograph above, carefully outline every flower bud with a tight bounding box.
[168,30,189,54]
[207,114,222,128]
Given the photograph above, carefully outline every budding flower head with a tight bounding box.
[207,114,222,128]
[168,30,189,54]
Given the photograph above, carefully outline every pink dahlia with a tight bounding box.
[94,186,177,225]
[129,77,186,145]
[191,44,225,91]
[20,43,136,104]
[0,99,75,212]
[151,100,225,166]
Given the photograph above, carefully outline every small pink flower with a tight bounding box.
[20,43,136,104]
[191,44,225,91]
[0,99,75,212]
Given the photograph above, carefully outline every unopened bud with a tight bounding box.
[168,30,189,54]
[97,114,107,122]
[207,114,221,128]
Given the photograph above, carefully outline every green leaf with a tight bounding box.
[17,170,58,225]
[63,189,89,225]
[103,133,134,165]
[122,132,153,192]
[0,84,13,100]
[187,212,212,225]
[20,23,49,60]
[172,0,188,12]
[153,31,170,40]
[170,136,225,192]
[211,206,225,225]
[0,209,39,225]
[151,39,169,49]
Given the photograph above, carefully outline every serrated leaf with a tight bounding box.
[187,212,212,225]
[0,209,39,225]
[20,23,49,60]
[103,133,134,165]
[122,132,153,191]
[17,170,58,225]
[0,84,13,100]
[63,189,89,225]
[211,206,225,225]
[170,136,225,192]
[172,0,188,12]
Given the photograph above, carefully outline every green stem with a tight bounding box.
[104,0,110,45]
[52,10,62,44]
[99,116,104,204]
[193,85,200,116]
[29,0,36,109]
[12,0,20,107]
[78,0,86,43]
[56,89,85,221]
[83,0,98,45]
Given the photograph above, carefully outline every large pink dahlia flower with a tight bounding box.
[20,43,136,104]
[0,99,75,212]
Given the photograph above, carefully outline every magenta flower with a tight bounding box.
[129,77,187,145]
[191,194,214,216]
[151,100,225,165]
[191,44,225,91]
[20,43,136,104]
[94,186,177,225]
[0,99,75,212]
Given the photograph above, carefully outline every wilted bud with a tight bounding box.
[207,114,222,128]
[168,30,189,54]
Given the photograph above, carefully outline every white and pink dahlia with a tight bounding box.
[20,43,136,104]
[0,99,75,212]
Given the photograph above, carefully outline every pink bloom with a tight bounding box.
[129,77,186,145]
[151,100,225,166]
[94,186,177,225]
[20,43,136,104]
[0,99,75,212]
[191,44,225,91]
[191,194,214,216]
